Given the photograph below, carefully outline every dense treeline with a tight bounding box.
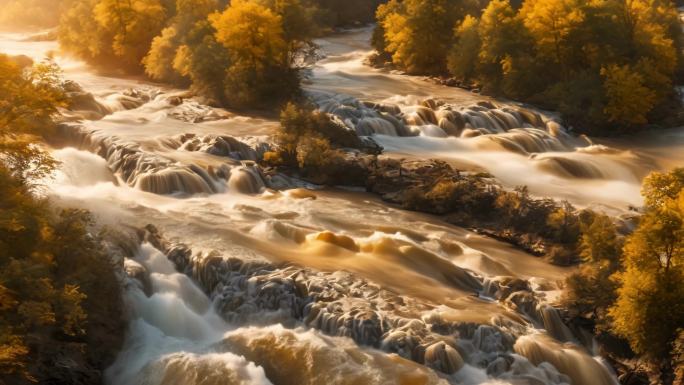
[563,168,684,383]
[373,0,682,134]
[57,0,382,109]
[0,54,123,384]
[317,0,384,26]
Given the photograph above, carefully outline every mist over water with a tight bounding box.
[4,27,677,384]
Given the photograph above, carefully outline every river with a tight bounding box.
[3,27,682,385]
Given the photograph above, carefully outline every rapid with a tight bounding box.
[3,27,682,385]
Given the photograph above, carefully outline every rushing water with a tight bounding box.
[4,27,683,385]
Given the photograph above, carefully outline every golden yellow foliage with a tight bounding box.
[0,333,29,375]
[143,0,220,83]
[378,0,457,74]
[373,0,681,132]
[477,0,521,66]
[211,0,287,70]
[447,15,480,81]
[210,0,302,107]
[578,214,620,264]
[641,167,684,209]
[609,172,684,359]
[520,0,584,71]
[601,64,657,126]
[93,0,167,66]
[144,26,181,82]
[296,135,334,169]
[0,53,122,383]
[0,55,64,182]
[59,285,87,337]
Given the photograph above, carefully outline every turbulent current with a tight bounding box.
[4,27,683,385]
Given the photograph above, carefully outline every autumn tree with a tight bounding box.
[393,0,681,132]
[58,0,110,64]
[641,167,684,209]
[211,0,299,108]
[60,0,168,71]
[315,0,381,27]
[143,0,220,83]
[562,212,621,321]
[61,0,318,108]
[93,0,167,69]
[377,0,460,74]
[476,0,529,90]
[261,0,319,49]
[0,55,65,183]
[579,213,621,265]
[447,15,480,82]
[601,64,657,126]
[519,0,585,78]
[273,102,315,163]
[171,20,230,104]
[265,102,359,176]
[0,53,123,385]
[610,169,684,361]
[144,26,184,83]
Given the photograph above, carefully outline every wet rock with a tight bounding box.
[168,100,230,122]
[168,96,183,106]
[124,259,152,296]
[166,244,193,273]
[62,81,110,119]
[618,371,649,385]
[477,101,497,109]
[461,128,482,138]
[505,291,539,320]
[473,325,511,353]
[364,101,402,116]
[486,355,515,376]
[54,123,268,196]
[492,277,532,300]
[137,227,490,374]
[424,341,464,374]
[515,107,545,127]
[136,226,591,382]
[421,98,438,110]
